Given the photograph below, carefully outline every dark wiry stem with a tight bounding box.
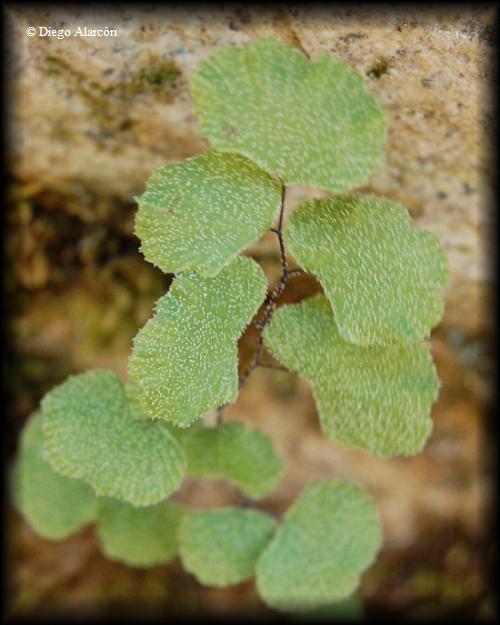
[216,184,295,422]
[238,186,289,385]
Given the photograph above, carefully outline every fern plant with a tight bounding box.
[11,38,447,612]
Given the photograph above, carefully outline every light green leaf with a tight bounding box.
[173,422,285,500]
[256,481,382,612]
[129,256,267,427]
[263,295,439,457]
[11,411,97,540]
[135,150,281,277]
[42,370,186,506]
[285,195,448,345]
[96,498,184,567]
[191,38,387,191]
[179,507,276,587]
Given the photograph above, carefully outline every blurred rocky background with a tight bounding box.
[4,4,495,621]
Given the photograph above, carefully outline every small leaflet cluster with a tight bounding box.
[12,411,182,567]
[14,416,382,603]
[12,37,447,612]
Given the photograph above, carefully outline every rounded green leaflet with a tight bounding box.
[256,481,382,612]
[178,507,277,587]
[263,295,440,457]
[129,256,267,427]
[172,422,285,500]
[42,369,186,507]
[285,195,448,346]
[135,150,281,277]
[11,411,98,540]
[191,38,388,192]
[96,498,184,567]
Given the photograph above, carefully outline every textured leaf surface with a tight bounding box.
[135,150,281,277]
[263,295,439,456]
[191,38,387,191]
[173,422,285,499]
[129,257,267,426]
[12,412,97,540]
[42,370,186,506]
[285,195,448,345]
[256,481,382,611]
[179,507,276,587]
[96,498,184,567]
